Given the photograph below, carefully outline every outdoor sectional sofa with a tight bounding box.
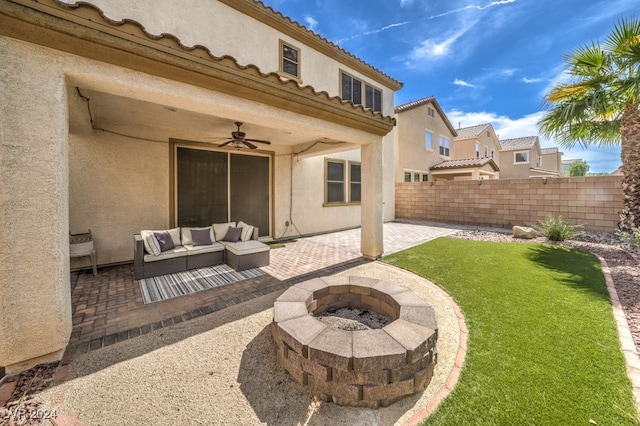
[134,221,269,279]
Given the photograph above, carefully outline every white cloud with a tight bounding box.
[407,23,474,61]
[446,109,621,172]
[453,79,475,88]
[399,0,414,6]
[522,77,542,84]
[304,15,318,31]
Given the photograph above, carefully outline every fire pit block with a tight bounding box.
[272,276,438,408]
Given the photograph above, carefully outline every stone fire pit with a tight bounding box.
[272,276,438,408]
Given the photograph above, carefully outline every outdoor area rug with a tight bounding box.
[139,264,264,304]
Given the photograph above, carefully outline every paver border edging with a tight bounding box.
[597,255,640,412]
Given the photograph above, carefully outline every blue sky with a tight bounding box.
[262,0,640,172]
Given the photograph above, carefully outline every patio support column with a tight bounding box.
[360,139,384,259]
[0,37,72,374]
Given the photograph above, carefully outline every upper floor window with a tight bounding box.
[475,142,481,158]
[427,107,435,118]
[425,130,433,150]
[341,71,381,113]
[439,136,450,157]
[280,41,300,79]
[514,151,529,164]
[491,149,495,159]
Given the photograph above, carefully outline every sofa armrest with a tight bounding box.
[134,234,145,279]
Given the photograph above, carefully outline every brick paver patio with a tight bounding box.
[66,221,461,359]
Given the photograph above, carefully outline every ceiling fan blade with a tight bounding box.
[217,140,233,147]
[243,140,258,149]
[245,138,271,145]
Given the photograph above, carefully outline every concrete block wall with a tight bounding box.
[395,176,623,232]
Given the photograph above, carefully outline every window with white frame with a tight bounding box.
[475,142,480,158]
[484,146,488,157]
[425,130,433,150]
[341,71,381,113]
[439,136,451,157]
[325,159,361,205]
[427,107,435,118]
[280,40,300,79]
[404,169,429,182]
[491,149,495,159]
[514,151,529,163]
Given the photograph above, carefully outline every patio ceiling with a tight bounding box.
[72,88,356,155]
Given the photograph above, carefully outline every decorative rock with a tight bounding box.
[513,225,538,239]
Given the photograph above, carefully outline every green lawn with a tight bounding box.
[383,238,638,425]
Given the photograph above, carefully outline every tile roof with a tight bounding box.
[454,123,492,140]
[394,96,457,136]
[541,147,559,154]
[430,157,500,171]
[500,136,539,151]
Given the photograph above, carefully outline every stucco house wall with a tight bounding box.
[394,100,456,182]
[453,125,501,165]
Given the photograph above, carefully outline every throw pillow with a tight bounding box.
[222,226,242,242]
[154,231,175,252]
[237,221,254,242]
[213,222,236,241]
[191,228,213,246]
[140,230,161,256]
[144,234,161,256]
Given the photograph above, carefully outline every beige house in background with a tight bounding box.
[453,123,501,167]
[394,96,458,182]
[0,0,401,374]
[499,136,562,179]
[540,147,563,174]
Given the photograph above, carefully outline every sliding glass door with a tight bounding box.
[175,146,270,236]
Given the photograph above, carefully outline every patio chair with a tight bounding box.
[70,229,97,275]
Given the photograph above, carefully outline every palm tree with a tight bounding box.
[538,17,640,231]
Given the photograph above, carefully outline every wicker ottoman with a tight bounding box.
[223,240,270,271]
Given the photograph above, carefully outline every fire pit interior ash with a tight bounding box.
[316,307,390,331]
[272,276,438,408]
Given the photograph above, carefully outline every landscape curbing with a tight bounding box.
[597,255,640,413]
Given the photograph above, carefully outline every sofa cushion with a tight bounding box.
[213,222,236,241]
[143,246,187,262]
[167,228,182,246]
[182,227,214,246]
[184,242,225,254]
[223,240,269,256]
[237,221,255,242]
[223,226,242,242]
[191,228,213,246]
[140,230,161,256]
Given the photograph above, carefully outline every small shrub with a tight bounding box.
[536,214,583,241]
[633,228,640,249]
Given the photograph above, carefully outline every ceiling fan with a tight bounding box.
[214,121,271,149]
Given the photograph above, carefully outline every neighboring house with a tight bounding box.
[394,96,458,182]
[540,147,564,174]
[499,136,562,179]
[453,123,501,167]
[0,0,401,374]
[394,97,500,182]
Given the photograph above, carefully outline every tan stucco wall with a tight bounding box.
[541,152,562,173]
[78,0,396,116]
[0,37,72,372]
[395,103,455,182]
